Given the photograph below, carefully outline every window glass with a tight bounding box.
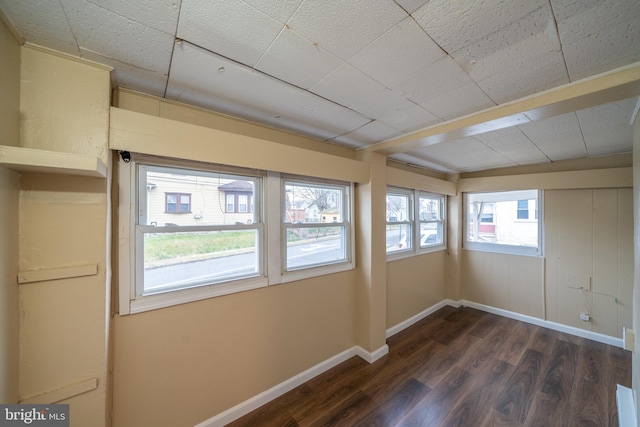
[419,193,445,248]
[465,190,541,256]
[137,165,262,295]
[283,179,350,271]
[386,191,413,253]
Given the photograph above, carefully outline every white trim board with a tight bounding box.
[194,344,388,427]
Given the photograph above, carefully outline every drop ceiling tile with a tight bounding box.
[393,56,473,105]
[287,0,407,60]
[83,0,180,34]
[389,152,456,173]
[474,49,569,103]
[349,88,415,120]
[309,63,387,107]
[576,98,635,156]
[379,104,440,133]
[80,48,168,97]
[177,0,283,67]
[62,0,173,73]
[348,17,445,87]
[415,137,515,172]
[473,127,549,164]
[0,0,78,52]
[413,0,547,54]
[517,112,588,161]
[332,121,401,148]
[394,0,430,14]
[167,42,371,141]
[255,27,342,89]
[243,0,304,24]
[419,82,495,120]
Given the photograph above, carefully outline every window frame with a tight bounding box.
[280,174,354,282]
[165,192,191,214]
[463,190,543,257]
[386,187,414,255]
[386,187,447,260]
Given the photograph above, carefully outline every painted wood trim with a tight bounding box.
[387,166,456,196]
[459,167,632,192]
[19,377,98,404]
[0,145,107,178]
[109,107,370,184]
[18,264,98,285]
[362,62,640,155]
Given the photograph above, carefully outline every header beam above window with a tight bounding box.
[109,107,369,184]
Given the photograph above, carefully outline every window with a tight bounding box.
[133,163,264,306]
[282,177,352,272]
[165,193,191,213]
[419,193,445,248]
[386,189,413,254]
[464,190,542,256]
[387,188,446,257]
[119,156,355,314]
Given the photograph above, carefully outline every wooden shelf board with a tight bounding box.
[0,145,106,178]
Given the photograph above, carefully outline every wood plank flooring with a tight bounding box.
[228,306,631,427]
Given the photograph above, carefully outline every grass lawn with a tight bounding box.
[144,231,256,261]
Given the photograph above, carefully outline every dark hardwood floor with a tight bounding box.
[228,306,632,426]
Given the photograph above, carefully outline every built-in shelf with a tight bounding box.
[0,145,106,178]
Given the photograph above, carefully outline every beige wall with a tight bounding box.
[545,188,633,337]
[0,13,21,405]
[113,272,356,427]
[387,251,447,329]
[18,47,110,426]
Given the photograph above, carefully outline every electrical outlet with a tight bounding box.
[580,312,590,322]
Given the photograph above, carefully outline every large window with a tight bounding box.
[136,164,263,298]
[464,190,542,256]
[386,188,446,256]
[119,157,354,313]
[283,177,351,272]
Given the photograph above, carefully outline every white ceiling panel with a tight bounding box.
[287,0,407,61]
[576,98,636,157]
[83,0,180,34]
[309,63,387,108]
[349,88,415,120]
[473,126,549,165]
[415,137,516,172]
[419,82,495,120]
[177,0,283,67]
[517,113,588,161]
[80,48,168,97]
[256,27,342,89]
[333,121,400,148]
[392,56,472,105]
[0,0,78,54]
[243,0,303,24]
[390,152,456,173]
[413,0,547,54]
[348,17,445,88]
[167,42,370,141]
[394,0,429,15]
[379,104,440,133]
[63,0,174,74]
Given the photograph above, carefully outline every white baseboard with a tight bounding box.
[386,299,459,338]
[194,343,389,427]
[459,299,624,348]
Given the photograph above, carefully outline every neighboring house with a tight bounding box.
[146,172,254,226]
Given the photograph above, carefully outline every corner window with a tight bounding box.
[464,190,542,256]
[282,178,352,272]
[387,188,446,257]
